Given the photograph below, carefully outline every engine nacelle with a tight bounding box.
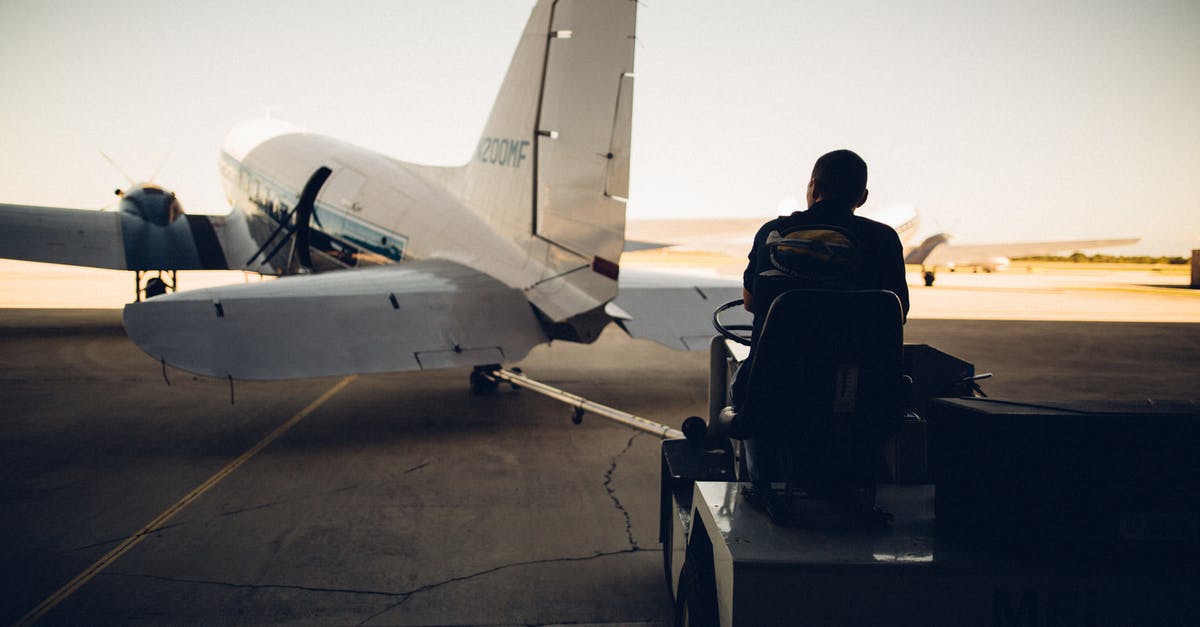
[118,184,184,226]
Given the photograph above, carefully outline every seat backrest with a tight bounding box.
[736,288,904,487]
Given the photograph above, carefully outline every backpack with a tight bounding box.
[759,223,862,289]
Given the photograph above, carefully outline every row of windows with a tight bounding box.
[220,153,408,263]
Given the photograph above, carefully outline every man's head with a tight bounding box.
[806,149,869,209]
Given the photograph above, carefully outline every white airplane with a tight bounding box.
[0,0,747,381]
[627,203,1138,286]
[879,204,1139,285]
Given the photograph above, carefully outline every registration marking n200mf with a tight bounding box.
[477,137,530,168]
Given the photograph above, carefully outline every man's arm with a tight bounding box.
[742,221,772,312]
[885,229,910,322]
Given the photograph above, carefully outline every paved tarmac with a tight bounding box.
[1,284,1199,625]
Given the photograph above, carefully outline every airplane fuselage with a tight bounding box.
[217,116,625,340]
[219,120,484,274]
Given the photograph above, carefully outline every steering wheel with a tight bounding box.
[713,299,752,346]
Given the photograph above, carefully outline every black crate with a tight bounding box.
[928,398,1200,559]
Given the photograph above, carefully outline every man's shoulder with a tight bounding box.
[850,214,902,241]
[751,214,795,240]
[849,213,891,229]
[760,214,795,229]
[764,210,835,231]
[759,209,899,243]
[770,210,867,235]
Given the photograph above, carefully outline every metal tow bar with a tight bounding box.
[484,368,684,440]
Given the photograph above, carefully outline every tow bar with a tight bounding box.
[481,367,684,440]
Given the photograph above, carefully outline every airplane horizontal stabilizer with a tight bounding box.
[123,260,549,380]
[613,268,750,351]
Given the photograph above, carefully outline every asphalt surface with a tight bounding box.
[1,308,1198,626]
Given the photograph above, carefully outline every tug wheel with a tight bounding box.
[675,524,719,627]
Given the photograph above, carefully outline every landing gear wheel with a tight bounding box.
[923,271,936,287]
[571,407,585,425]
[469,366,500,395]
[145,277,168,298]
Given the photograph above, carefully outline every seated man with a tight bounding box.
[726,151,910,500]
[731,149,909,410]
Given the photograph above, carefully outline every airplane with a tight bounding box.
[882,204,1139,285]
[626,203,1139,286]
[0,0,748,383]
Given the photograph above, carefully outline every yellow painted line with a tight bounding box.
[13,375,357,627]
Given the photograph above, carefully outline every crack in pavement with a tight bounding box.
[101,571,406,598]
[402,460,431,474]
[89,434,656,624]
[355,548,657,626]
[55,522,185,556]
[603,432,643,551]
[217,482,363,518]
[102,547,661,626]
[58,484,368,556]
[393,614,662,619]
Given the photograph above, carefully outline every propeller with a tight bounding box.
[99,150,136,189]
[97,150,173,210]
[245,166,332,273]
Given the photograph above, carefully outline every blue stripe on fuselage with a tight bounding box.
[221,152,408,263]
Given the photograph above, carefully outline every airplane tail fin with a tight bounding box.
[904,233,950,266]
[462,0,636,321]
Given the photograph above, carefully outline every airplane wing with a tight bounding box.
[612,267,750,351]
[0,203,250,271]
[625,217,763,258]
[122,259,549,380]
[920,237,1140,267]
[622,239,672,252]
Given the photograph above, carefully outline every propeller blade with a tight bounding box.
[99,150,136,187]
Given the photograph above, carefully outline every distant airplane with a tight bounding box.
[881,204,1139,285]
[627,204,1139,286]
[0,0,748,382]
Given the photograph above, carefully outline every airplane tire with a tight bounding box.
[145,277,168,298]
[923,271,935,287]
[469,368,499,395]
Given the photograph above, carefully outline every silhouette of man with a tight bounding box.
[730,149,909,409]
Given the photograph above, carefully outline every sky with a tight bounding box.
[0,0,1197,256]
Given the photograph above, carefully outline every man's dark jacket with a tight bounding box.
[732,200,909,407]
[741,200,910,318]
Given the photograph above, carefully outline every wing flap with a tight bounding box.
[123,260,548,379]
